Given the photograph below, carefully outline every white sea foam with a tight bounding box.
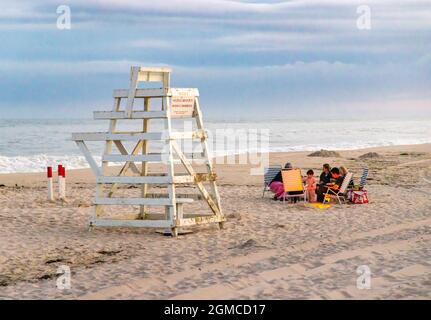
[0,154,102,174]
[0,118,430,173]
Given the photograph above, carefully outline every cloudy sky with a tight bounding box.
[0,0,430,119]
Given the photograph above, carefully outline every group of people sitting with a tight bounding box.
[269,163,353,203]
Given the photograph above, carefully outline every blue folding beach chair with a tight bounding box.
[359,167,369,189]
[262,165,282,197]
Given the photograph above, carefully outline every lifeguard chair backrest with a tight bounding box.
[281,169,304,192]
[125,66,172,117]
[135,66,171,88]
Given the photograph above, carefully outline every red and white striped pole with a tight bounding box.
[47,166,54,201]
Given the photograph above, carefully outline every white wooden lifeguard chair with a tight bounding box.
[72,66,225,236]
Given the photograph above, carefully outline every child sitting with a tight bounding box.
[304,169,317,202]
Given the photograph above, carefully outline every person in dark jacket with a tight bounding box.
[316,163,331,202]
[318,167,344,202]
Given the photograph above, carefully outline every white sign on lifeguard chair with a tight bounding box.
[72,66,225,236]
[171,88,196,118]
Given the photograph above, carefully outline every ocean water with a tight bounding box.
[0,118,430,173]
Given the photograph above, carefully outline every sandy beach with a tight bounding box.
[0,143,430,299]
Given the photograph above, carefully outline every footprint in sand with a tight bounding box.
[229,239,267,250]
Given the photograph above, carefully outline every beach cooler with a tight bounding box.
[347,190,369,204]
